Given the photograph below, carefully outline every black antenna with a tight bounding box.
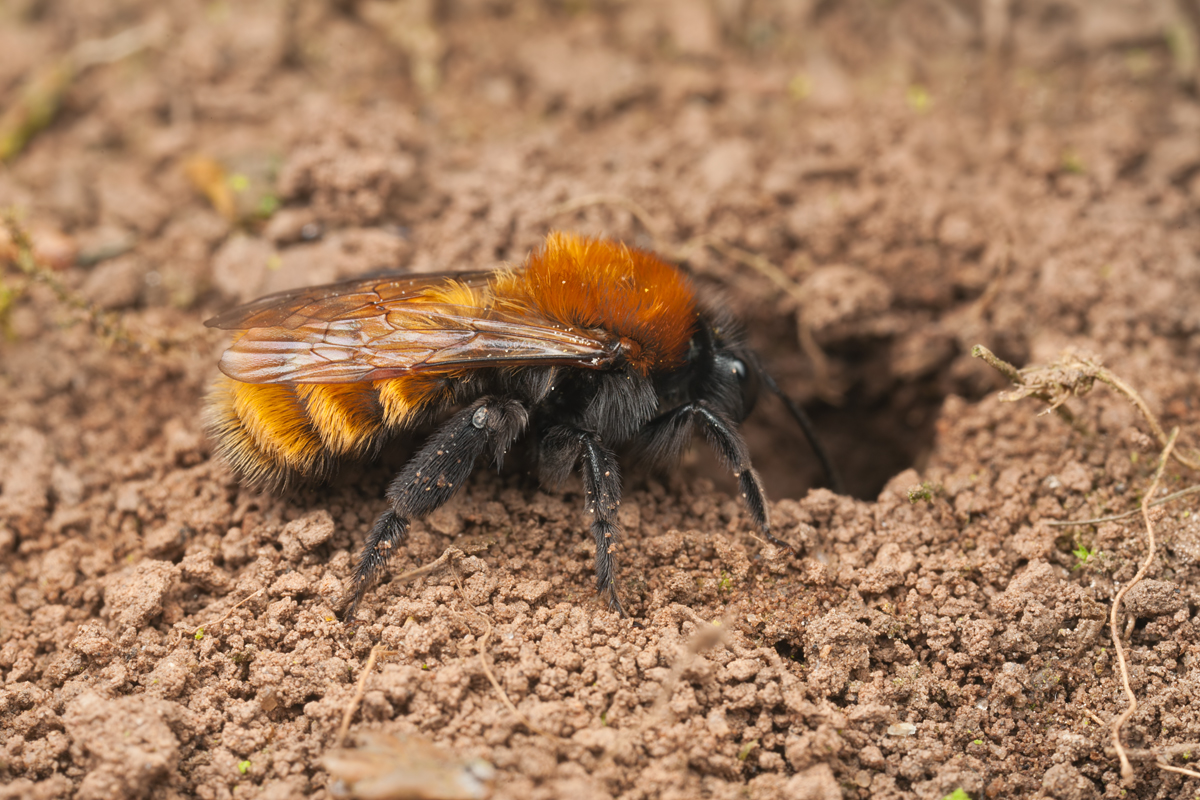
[761,371,843,495]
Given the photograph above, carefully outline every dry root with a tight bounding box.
[975,345,1200,785]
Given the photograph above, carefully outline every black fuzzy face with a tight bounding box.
[654,313,760,426]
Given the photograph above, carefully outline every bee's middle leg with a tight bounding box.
[540,425,628,618]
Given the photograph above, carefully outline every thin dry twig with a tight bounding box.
[984,349,1200,784]
[1102,369,1175,459]
[701,237,805,304]
[4,215,138,347]
[1110,428,1177,782]
[645,610,727,726]
[1047,483,1200,527]
[389,546,464,587]
[72,21,163,69]
[336,548,475,746]
[171,587,266,648]
[1084,739,1200,779]
[794,317,838,403]
[1155,760,1200,780]
[543,194,666,241]
[698,236,838,401]
[195,587,265,635]
[969,240,1011,320]
[1,23,162,162]
[448,564,563,742]
[1116,742,1200,761]
[971,344,1021,384]
[971,344,1081,429]
[1,214,179,354]
[336,644,388,748]
[972,345,1200,470]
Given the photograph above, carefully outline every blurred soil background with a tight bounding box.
[3,1,1200,798]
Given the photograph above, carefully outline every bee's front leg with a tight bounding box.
[641,402,781,550]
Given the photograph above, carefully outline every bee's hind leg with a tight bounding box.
[343,398,527,622]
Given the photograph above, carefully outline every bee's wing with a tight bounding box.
[207,271,621,384]
[204,271,499,330]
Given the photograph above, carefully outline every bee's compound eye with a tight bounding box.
[723,353,761,422]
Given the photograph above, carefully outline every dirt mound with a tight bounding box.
[3,2,1200,799]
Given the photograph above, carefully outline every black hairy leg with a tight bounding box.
[641,401,788,550]
[343,398,527,622]
[541,424,629,618]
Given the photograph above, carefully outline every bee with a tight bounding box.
[205,231,836,619]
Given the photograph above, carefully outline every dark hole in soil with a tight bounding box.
[807,384,946,501]
[720,298,994,502]
[742,365,954,502]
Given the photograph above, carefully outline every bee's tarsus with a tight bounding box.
[606,585,630,619]
[577,430,625,614]
[765,532,798,553]
[344,509,409,622]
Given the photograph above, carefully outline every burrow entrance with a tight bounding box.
[731,323,1009,503]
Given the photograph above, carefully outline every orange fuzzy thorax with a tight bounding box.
[496,232,698,373]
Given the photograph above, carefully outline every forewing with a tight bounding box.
[205,271,497,330]
[209,272,622,384]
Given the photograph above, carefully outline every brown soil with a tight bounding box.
[4,2,1200,799]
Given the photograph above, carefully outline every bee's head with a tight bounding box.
[676,309,841,493]
[686,315,760,423]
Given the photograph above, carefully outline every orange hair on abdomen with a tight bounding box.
[496,232,698,373]
[204,376,328,488]
[204,373,452,489]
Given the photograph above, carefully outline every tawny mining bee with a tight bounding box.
[206,231,835,619]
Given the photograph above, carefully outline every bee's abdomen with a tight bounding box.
[204,374,455,489]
